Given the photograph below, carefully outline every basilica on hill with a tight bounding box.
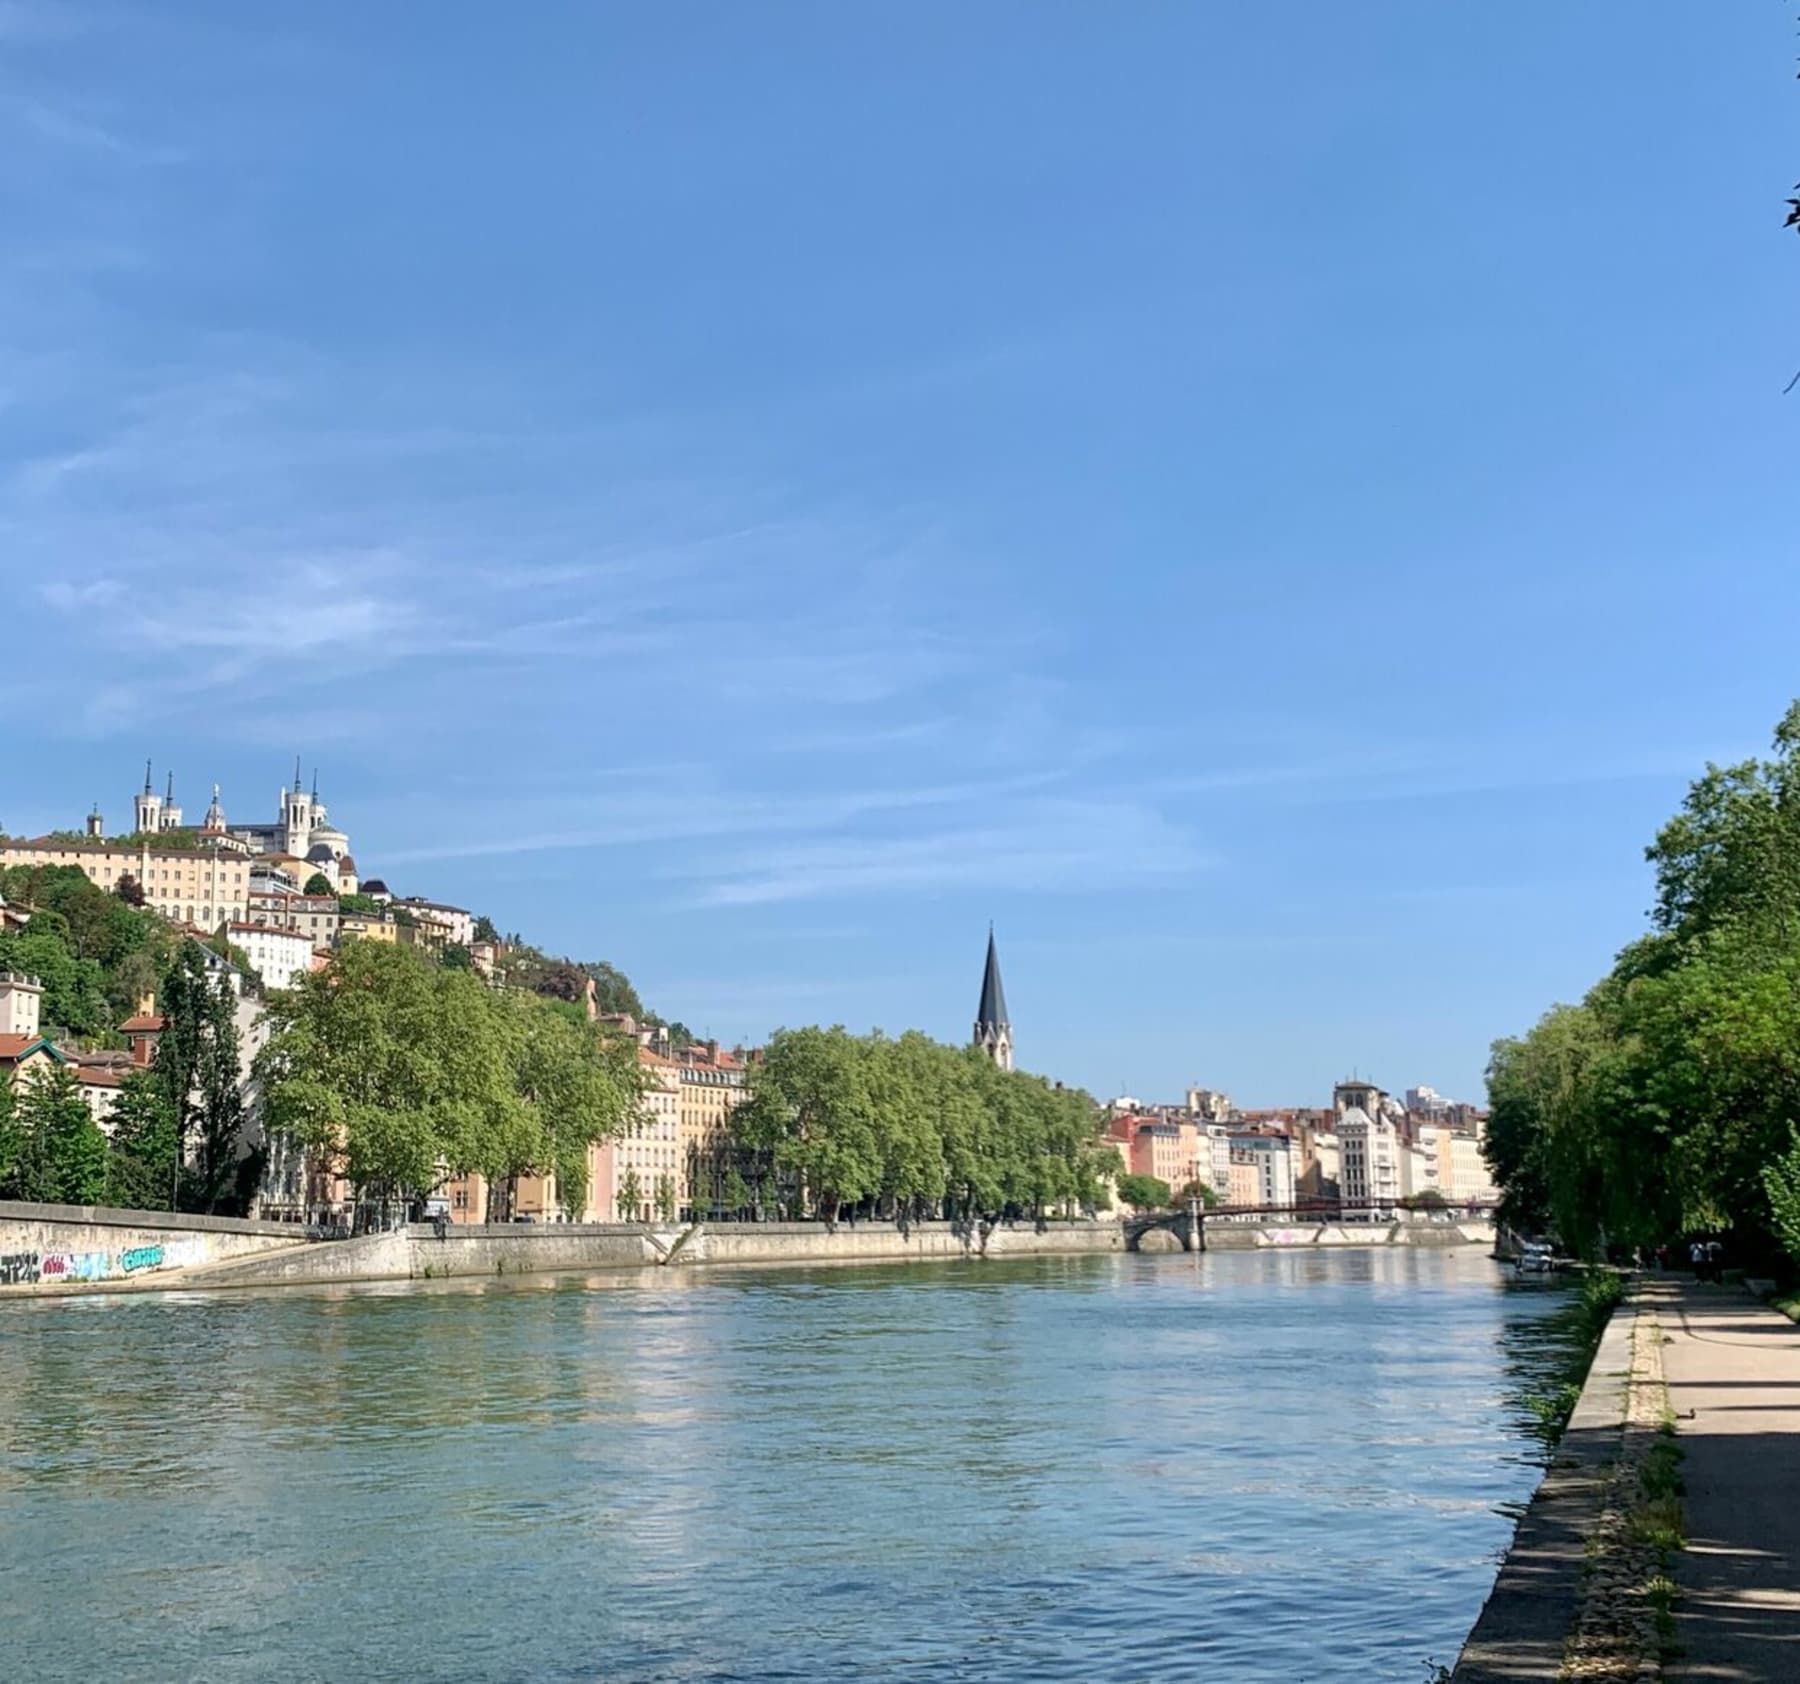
[123,759,355,878]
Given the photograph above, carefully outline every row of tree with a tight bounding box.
[730,1026,1116,1223]
[258,941,645,1218]
[1485,702,1800,1269]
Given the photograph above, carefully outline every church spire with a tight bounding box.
[143,758,153,795]
[973,925,1014,1071]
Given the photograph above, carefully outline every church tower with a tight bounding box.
[973,925,1014,1072]
[133,760,162,836]
[161,771,183,831]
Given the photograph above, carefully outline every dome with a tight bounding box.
[305,843,335,864]
[362,878,390,897]
[338,855,358,874]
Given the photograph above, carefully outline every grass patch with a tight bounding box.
[1772,1292,1800,1324]
[1645,1572,1680,1658]
[1524,1380,1584,1439]
[1641,1430,1684,1504]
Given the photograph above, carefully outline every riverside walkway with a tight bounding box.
[1655,1280,1800,1683]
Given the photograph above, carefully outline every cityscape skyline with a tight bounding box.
[3,5,1793,1107]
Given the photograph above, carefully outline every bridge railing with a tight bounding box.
[1198,1200,1498,1225]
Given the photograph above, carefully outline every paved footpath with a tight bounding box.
[1650,1280,1800,1682]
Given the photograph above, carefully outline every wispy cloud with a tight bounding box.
[681,800,1210,907]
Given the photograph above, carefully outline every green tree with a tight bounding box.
[156,945,246,1212]
[0,1077,19,1194]
[13,1066,108,1205]
[1762,1126,1800,1267]
[1116,1173,1171,1210]
[737,1026,881,1221]
[1488,702,1800,1264]
[721,1166,750,1218]
[1172,1177,1221,1209]
[303,873,333,897]
[261,942,521,1213]
[618,1167,644,1222]
[473,914,500,945]
[654,1174,676,1223]
[440,943,473,971]
[259,944,639,1221]
[102,1070,179,1210]
[505,993,643,1218]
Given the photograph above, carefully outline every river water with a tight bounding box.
[0,1248,1579,1683]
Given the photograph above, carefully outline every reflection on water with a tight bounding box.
[0,1248,1576,1683]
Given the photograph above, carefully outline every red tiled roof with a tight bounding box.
[0,1034,58,1062]
[120,1014,166,1033]
[76,1066,126,1088]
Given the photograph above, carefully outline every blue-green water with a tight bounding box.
[0,1248,1578,1683]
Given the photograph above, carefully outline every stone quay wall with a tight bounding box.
[0,1199,310,1290]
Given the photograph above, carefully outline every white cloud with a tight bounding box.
[683,800,1209,907]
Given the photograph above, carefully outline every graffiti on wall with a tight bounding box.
[0,1236,207,1288]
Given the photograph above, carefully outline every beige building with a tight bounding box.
[0,837,251,929]
[586,1049,685,1222]
[339,911,398,945]
[1338,1105,1403,1214]
[1447,1133,1499,1204]
[247,890,339,947]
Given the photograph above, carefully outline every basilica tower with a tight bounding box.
[973,926,1014,1072]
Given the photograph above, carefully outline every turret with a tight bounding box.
[133,759,162,835]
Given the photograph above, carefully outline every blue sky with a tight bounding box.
[1,2,1794,1107]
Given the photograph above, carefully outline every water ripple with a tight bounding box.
[0,1249,1577,1683]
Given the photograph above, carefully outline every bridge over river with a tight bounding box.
[1122,1200,1500,1253]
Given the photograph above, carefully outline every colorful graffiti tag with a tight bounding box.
[0,1237,207,1288]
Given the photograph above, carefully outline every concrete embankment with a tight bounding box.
[181,1216,1128,1289]
[1450,1284,1675,1684]
[0,1198,312,1290]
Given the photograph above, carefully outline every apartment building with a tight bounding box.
[0,837,251,929]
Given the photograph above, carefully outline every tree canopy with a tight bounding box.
[0,863,177,1039]
[1487,701,1800,1266]
[258,941,643,1214]
[732,1026,1113,1223]
[1116,1173,1171,1210]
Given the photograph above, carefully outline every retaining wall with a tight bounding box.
[0,1199,310,1290]
[1449,1291,1636,1682]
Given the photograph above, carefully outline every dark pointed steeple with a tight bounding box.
[165,770,175,803]
[143,758,154,795]
[973,925,1014,1071]
[294,756,304,792]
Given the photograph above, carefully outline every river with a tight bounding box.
[0,1247,1581,1683]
